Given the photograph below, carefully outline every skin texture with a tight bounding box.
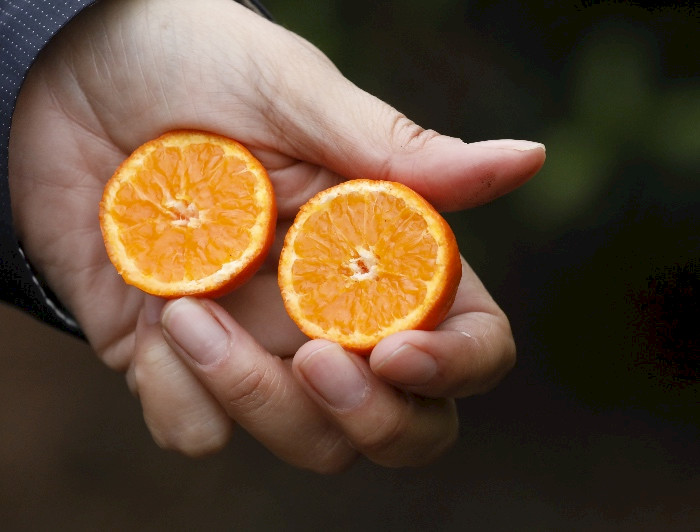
[9,0,545,472]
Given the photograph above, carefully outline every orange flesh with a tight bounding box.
[101,131,275,297]
[111,143,259,283]
[292,191,438,336]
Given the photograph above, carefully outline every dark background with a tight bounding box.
[2,1,698,529]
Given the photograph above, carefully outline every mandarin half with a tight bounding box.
[99,130,276,298]
[278,179,462,354]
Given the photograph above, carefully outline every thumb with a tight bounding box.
[258,28,545,211]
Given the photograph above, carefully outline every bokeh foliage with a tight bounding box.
[265,0,699,421]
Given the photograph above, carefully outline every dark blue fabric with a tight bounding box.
[0,0,272,339]
[0,0,98,338]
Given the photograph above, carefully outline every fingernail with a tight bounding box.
[161,298,229,366]
[476,139,546,152]
[374,344,438,386]
[299,344,368,411]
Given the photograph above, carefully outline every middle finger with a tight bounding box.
[293,340,459,467]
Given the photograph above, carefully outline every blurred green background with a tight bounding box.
[2,1,698,530]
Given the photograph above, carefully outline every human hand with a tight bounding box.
[9,0,544,470]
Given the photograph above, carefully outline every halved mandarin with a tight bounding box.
[100,130,276,298]
[278,179,462,354]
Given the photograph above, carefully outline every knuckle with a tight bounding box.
[146,414,231,458]
[407,398,459,466]
[376,113,439,181]
[481,323,517,394]
[354,407,410,458]
[224,362,280,414]
[305,434,358,475]
[388,114,439,152]
[454,317,517,397]
[424,409,459,463]
[362,398,459,468]
[182,428,230,457]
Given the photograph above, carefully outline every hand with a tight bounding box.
[9,0,545,470]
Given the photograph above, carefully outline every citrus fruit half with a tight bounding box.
[278,179,462,354]
[100,130,276,298]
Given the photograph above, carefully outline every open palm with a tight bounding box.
[9,0,545,471]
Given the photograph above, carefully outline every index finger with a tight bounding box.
[160,297,358,473]
[368,257,516,398]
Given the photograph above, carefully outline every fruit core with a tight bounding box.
[348,247,378,280]
[167,198,204,228]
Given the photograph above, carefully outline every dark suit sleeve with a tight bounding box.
[0,0,272,340]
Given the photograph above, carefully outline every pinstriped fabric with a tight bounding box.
[1,0,96,223]
[0,0,272,338]
[0,0,97,338]
[239,0,272,20]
